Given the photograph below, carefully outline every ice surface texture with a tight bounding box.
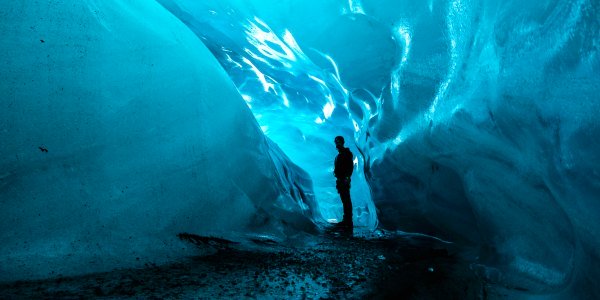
[0,1,315,281]
[156,0,379,229]
[158,0,600,297]
[1,0,599,298]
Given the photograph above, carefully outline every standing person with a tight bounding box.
[334,136,354,228]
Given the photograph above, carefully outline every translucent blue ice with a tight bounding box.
[1,0,599,298]
[159,0,600,297]
[0,0,316,281]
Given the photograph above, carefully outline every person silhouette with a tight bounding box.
[334,136,354,228]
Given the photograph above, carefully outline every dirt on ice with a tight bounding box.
[0,229,495,299]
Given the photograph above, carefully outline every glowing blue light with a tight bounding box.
[427,0,461,120]
[428,80,450,116]
[243,17,306,69]
[391,24,412,109]
[225,53,243,69]
[282,29,307,60]
[311,50,349,95]
[348,0,366,14]
[308,74,327,87]
[395,25,412,64]
[281,91,290,107]
[323,100,335,119]
[242,57,274,92]
[323,53,342,82]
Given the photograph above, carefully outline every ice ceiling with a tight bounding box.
[1,0,599,298]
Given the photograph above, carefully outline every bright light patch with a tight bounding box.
[282,30,306,60]
[393,135,403,145]
[225,54,243,69]
[244,17,300,67]
[428,80,450,116]
[391,72,401,108]
[244,48,271,66]
[348,0,366,14]
[391,73,400,91]
[242,94,252,102]
[395,25,412,64]
[390,24,412,109]
[281,91,290,107]
[323,101,335,119]
[242,57,274,92]
[307,50,349,95]
[426,0,461,121]
[308,75,327,87]
[324,53,342,81]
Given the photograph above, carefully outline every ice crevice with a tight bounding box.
[1,0,599,298]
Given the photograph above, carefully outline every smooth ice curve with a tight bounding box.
[1,0,599,298]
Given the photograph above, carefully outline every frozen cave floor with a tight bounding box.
[0,229,509,299]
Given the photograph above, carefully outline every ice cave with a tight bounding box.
[1,0,599,298]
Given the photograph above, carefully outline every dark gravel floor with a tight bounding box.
[0,228,492,299]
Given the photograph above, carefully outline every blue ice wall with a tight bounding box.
[157,0,379,229]
[158,0,600,297]
[1,0,599,298]
[0,0,317,281]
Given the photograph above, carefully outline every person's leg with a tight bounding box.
[341,191,353,224]
[336,179,353,226]
[340,183,353,225]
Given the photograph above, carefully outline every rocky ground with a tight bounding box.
[0,228,500,299]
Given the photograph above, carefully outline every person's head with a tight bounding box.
[334,136,345,150]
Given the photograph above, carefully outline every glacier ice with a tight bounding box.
[156,0,379,229]
[157,0,600,297]
[1,0,600,298]
[0,0,316,281]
